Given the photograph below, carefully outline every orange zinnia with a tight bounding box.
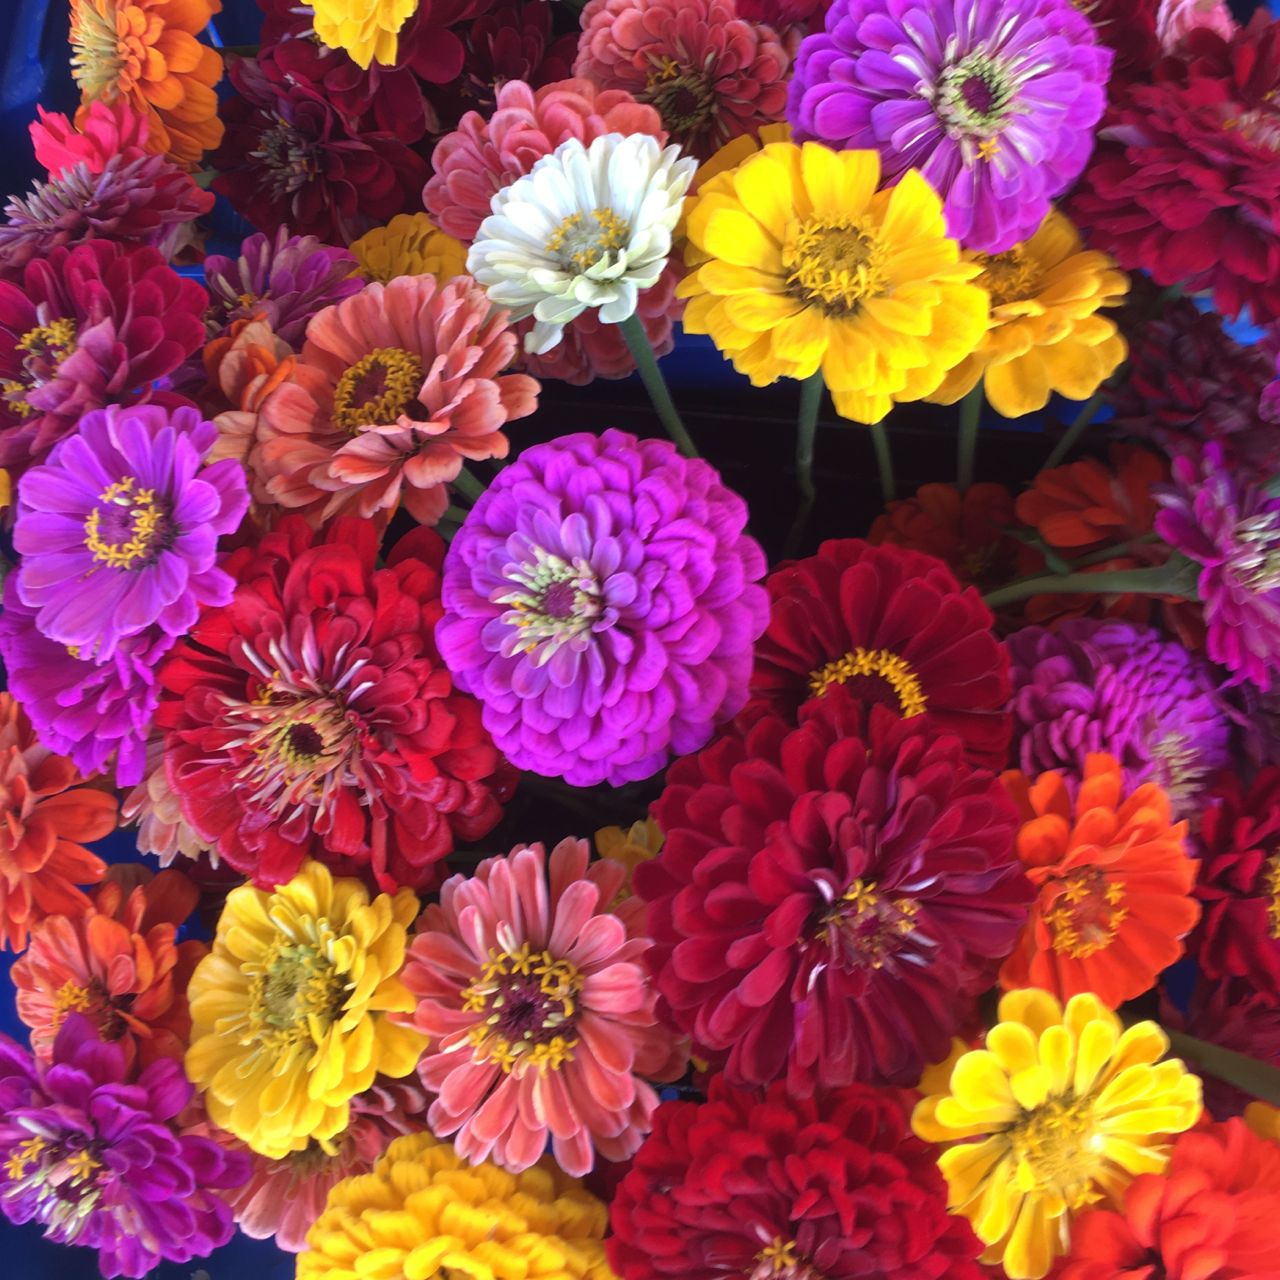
[0,694,115,952]
[70,0,225,170]
[12,865,206,1067]
[999,754,1199,1008]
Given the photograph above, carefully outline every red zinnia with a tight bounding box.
[636,694,1030,1093]
[608,1076,985,1280]
[156,517,516,894]
[744,539,1012,768]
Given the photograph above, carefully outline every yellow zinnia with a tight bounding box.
[311,0,414,69]
[678,141,989,424]
[928,209,1129,418]
[912,989,1202,1280]
[299,1130,615,1280]
[349,213,469,285]
[184,859,426,1159]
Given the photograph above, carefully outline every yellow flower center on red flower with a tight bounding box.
[750,1238,825,1280]
[70,0,163,100]
[817,878,919,969]
[83,475,171,570]
[2,319,78,420]
[461,942,583,1075]
[332,346,424,431]
[1263,853,1280,939]
[1006,1094,1103,1207]
[808,647,927,717]
[784,217,887,315]
[546,208,632,275]
[1044,868,1128,958]
[974,246,1043,306]
[248,939,347,1042]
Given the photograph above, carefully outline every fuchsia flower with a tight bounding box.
[29,100,151,179]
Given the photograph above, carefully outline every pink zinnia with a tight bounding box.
[30,99,151,178]
[399,837,688,1177]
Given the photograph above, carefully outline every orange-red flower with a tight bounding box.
[999,754,1199,1008]
[70,0,225,170]
[11,865,206,1068]
[0,693,114,952]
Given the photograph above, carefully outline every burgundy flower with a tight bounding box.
[1084,0,1160,82]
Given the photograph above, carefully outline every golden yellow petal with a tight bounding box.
[800,142,879,217]
[702,208,782,270]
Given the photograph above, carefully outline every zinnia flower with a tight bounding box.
[999,754,1199,1008]
[310,0,418,69]
[1084,0,1160,82]
[636,694,1031,1092]
[678,141,989,423]
[1007,619,1230,815]
[157,518,515,891]
[400,837,687,1176]
[744,538,1012,768]
[0,240,207,474]
[0,1015,249,1279]
[1060,1120,1280,1280]
[594,818,663,903]
[1155,441,1280,690]
[0,693,115,952]
[468,133,695,355]
[912,988,1203,1280]
[12,865,205,1068]
[252,275,538,525]
[349,213,468,284]
[788,0,1110,253]
[438,429,767,787]
[184,860,426,1160]
[120,735,211,866]
[610,1077,985,1280]
[296,1130,612,1280]
[575,0,791,162]
[12,402,248,660]
[29,99,151,178]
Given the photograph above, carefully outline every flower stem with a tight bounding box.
[783,372,824,558]
[1167,1030,1280,1107]
[452,468,487,504]
[869,422,896,504]
[619,313,700,458]
[1042,389,1107,472]
[982,562,1197,611]
[956,385,983,493]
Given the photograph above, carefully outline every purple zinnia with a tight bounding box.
[1155,442,1280,691]
[438,429,768,786]
[1008,618,1231,815]
[787,0,1111,252]
[0,1014,249,1279]
[202,227,363,348]
[13,403,248,661]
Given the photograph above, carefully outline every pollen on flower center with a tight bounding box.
[817,878,920,969]
[249,939,347,1038]
[253,118,320,197]
[644,59,717,132]
[936,54,1018,137]
[808,646,928,717]
[1043,868,1128,958]
[749,1237,825,1280]
[494,545,605,666]
[332,346,425,431]
[1232,510,1280,590]
[975,246,1044,306]
[1006,1094,1103,1202]
[784,217,887,314]
[1262,853,1280,938]
[83,475,172,570]
[545,208,633,274]
[2,318,78,419]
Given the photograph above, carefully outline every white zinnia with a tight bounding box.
[467,132,697,355]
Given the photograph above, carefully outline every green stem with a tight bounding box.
[1042,389,1106,472]
[1070,532,1160,568]
[957,385,983,492]
[452,468,486,503]
[618,313,699,458]
[440,504,470,526]
[1167,1031,1280,1107]
[870,422,896,504]
[982,562,1197,611]
[783,373,824,558]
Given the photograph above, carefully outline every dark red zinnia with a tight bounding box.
[608,1076,985,1280]
[155,516,516,894]
[636,694,1030,1093]
[1082,0,1160,83]
[744,539,1012,768]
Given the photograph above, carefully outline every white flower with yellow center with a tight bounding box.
[467,132,696,355]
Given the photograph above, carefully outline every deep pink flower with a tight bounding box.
[30,99,152,178]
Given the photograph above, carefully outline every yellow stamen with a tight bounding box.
[545,208,632,274]
[784,216,887,314]
[83,476,168,570]
[64,1150,100,1183]
[1264,853,1280,939]
[808,646,927,717]
[332,346,425,432]
[51,979,93,1031]
[974,245,1043,306]
[1044,870,1128,958]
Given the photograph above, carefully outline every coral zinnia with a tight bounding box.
[0,1015,249,1279]
[438,429,767,786]
[788,0,1110,253]
[745,538,1012,767]
[679,141,989,423]
[297,1130,612,1280]
[349,214,468,284]
[1060,1120,1280,1280]
[610,1077,985,1280]
[157,518,515,892]
[575,0,791,162]
[252,275,538,525]
[12,865,204,1069]
[637,695,1030,1092]
[913,988,1203,1280]
[184,860,426,1160]
[0,693,115,953]
[70,0,224,169]
[401,838,687,1176]
[999,754,1199,1008]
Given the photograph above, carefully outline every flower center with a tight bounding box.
[494,545,605,667]
[1231,510,1280,591]
[1148,730,1205,811]
[1006,1094,1103,1206]
[461,942,583,1075]
[808,647,927,717]
[749,1238,825,1280]
[332,346,425,431]
[783,217,887,315]
[974,247,1044,307]
[936,54,1018,143]
[545,208,632,275]
[83,475,173,571]
[1222,105,1280,152]
[2,319,78,419]
[2,1132,105,1237]
[249,939,347,1037]
[816,878,920,969]
[70,0,161,99]
[1262,853,1280,939]
[252,116,320,197]
[644,57,717,133]
[1043,868,1128,958]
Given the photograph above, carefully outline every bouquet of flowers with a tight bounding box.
[2,0,1280,1276]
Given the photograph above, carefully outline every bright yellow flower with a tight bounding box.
[594,817,664,902]
[912,989,1202,1280]
[298,1130,615,1280]
[184,860,426,1159]
[311,0,414,69]
[929,210,1129,418]
[678,141,989,424]
[349,213,469,285]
